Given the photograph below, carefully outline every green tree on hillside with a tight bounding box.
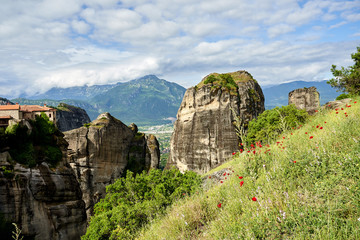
[327,46,360,95]
[245,105,308,145]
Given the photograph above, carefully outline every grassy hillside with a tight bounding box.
[137,98,360,239]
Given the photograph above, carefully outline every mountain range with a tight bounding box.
[13,75,186,126]
[11,77,341,126]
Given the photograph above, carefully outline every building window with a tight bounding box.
[49,114,51,118]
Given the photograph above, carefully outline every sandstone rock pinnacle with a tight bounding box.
[166,71,265,174]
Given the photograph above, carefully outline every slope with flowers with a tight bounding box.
[137,98,360,239]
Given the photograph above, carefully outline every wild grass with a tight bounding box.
[137,98,360,240]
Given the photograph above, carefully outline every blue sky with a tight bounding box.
[0,0,359,98]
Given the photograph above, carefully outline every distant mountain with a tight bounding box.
[13,75,186,126]
[263,80,340,109]
[89,75,186,125]
[29,83,121,101]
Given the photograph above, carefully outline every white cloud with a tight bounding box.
[329,21,347,29]
[0,0,359,98]
[267,24,295,38]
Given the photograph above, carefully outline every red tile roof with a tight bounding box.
[0,105,20,110]
[0,104,55,113]
[20,105,55,112]
[0,115,12,119]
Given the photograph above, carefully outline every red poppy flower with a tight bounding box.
[253,150,256,154]
[217,203,222,208]
[316,125,319,128]
[252,197,257,201]
[310,136,313,139]
[341,108,344,110]
[324,121,327,123]
[232,152,236,155]
[220,181,223,183]
[223,172,226,176]
[354,101,357,103]
[227,173,230,175]
[209,176,211,179]
[239,176,243,179]
[283,137,285,139]
[336,112,339,114]
[305,132,308,134]
[240,181,244,187]
[320,127,323,129]
[240,149,243,153]
[293,161,296,163]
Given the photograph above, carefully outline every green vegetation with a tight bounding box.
[82,169,202,240]
[245,105,309,145]
[0,113,63,168]
[199,73,238,94]
[336,93,352,100]
[196,71,255,94]
[136,97,360,239]
[328,46,360,95]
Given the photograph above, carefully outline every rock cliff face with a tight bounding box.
[56,103,91,132]
[64,113,160,218]
[0,149,86,240]
[167,71,264,174]
[288,87,320,114]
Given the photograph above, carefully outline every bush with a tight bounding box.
[82,168,202,240]
[336,93,352,100]
[245,105,309,145]
[3,113,63,168]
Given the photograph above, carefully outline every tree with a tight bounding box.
[327,46,360,95]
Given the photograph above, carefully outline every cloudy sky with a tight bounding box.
[1,0,359,98]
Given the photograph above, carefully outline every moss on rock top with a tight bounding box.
[196,70,255,95]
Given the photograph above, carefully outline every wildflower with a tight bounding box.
[252,197,257,201]
[223,172,226,176]
[310,136,313,139]
[209,176,211,179]
[220,181,223,183]
[253,150,256,154]
[305,132,308,134]
[324,121,327,123]
[336,112,339,114]
[283,137,285,139]
[217,203,222,208]
[232,152,236,155]
[316,125,319,128]
[240,149,243,153]
[320,127,323,129]
[354,101,357,103]
[293,161,296,163]
[240,181,244,187]
[239,176,243,179]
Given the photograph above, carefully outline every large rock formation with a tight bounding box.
[0,139,87,239]
[167,71,264,174]
[64,113,160,218]
[288,86,320,114]
[56,103,91,132]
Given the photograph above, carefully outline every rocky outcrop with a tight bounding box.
[56,103,91,132]
[288,87,320,114]
[0,150,86,240]
[167,71,264,174]
[323,98,352,109]
[64,113,160,218]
